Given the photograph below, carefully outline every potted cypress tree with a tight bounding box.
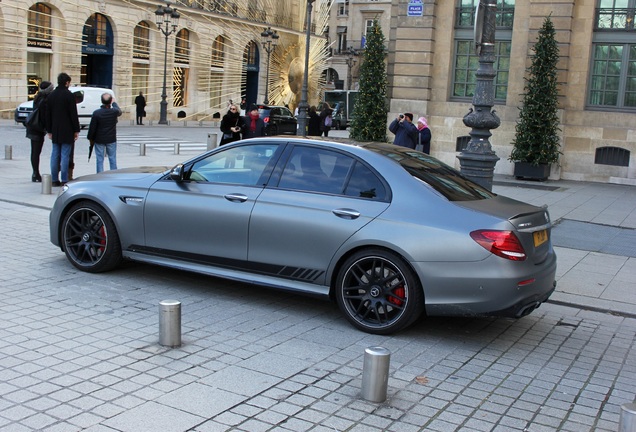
[509,16,562,180]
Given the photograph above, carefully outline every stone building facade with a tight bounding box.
[327,0,636,183]
[2,0,636,183]
[0,0,310,121]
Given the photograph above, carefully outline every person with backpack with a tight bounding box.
[25,80,53,182]
[319,102,333,137]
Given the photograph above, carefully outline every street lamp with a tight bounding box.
[155,2,180,125]
[260,27,279,105]
[345,46,357,90]
[297,0,315,137]
[457,0,500,190]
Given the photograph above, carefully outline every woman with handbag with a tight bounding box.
[219,104,243,145]
[26,80,53,182]
[416,116,432,154]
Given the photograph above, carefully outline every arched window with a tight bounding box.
[211,35,225,68]
[244,40,258,66]
[28,3,52,43]
[133,22,150,60]
[174,29,190,107]
[84,13,109,46]
[175,29,190,64]
[133,22,151,102]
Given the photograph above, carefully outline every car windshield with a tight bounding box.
[368,145,495,201]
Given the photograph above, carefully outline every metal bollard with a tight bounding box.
[174,142,180,155]
[41,174,52,194]
[5,145,12,160]
[619,402,636,432]
[139,142,146,156]
[361,346,390,403]
[207,133,218,150]
[159,300,181,347]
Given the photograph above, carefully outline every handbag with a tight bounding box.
[26,105,45,133]
[415,132,423,152]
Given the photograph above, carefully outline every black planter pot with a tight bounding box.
[514,162,550,181]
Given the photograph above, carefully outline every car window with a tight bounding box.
[276,146,385,200]
[281,108,292,117]
[369,145,495,201]
[344,162,387,201]
[187,144,278,185]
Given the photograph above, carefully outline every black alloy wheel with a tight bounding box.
[61,201,123,273]
[335,249,424,334]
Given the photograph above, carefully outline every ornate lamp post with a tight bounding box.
[457,0,500,190]
[345,46,357,90]
[260,27,279,105]
[155,2,180,125]
[297,0,315,137]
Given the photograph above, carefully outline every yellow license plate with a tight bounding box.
[533,229,548,247]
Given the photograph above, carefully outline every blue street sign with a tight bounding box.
[408,0,423,16]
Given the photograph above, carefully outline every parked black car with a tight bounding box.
[257,105,297,135]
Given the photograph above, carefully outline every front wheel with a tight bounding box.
[61,201,123,273]
[335,249,424,334]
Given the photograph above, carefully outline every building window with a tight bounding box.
[84,13,109,46]
[453,40,511,100]
[28,3,52,43]
[211,35,225,68]
[133,22,150,60]
[338,0,349,16]
[244,41,258,65]
[175,29,190,64]
[589,1,636,110]
[595,0,636,30]
[337,29,348,53]
[451,0,514,101]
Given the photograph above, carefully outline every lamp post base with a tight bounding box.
[457,151,500,191]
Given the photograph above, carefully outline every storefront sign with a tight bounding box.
[27,38,52,49]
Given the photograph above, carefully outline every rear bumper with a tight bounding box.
[417,249,557,318]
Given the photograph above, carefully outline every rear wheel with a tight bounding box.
[61,201,123,273]
[335,249,424,334]
[268,125,279,136]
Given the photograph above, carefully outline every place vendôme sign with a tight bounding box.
[407,0,424,17]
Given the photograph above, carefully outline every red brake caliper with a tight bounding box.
[389,286,405,306]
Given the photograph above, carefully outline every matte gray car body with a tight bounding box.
[50,137,557,334]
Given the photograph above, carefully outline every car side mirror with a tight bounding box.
[169,164,185,182]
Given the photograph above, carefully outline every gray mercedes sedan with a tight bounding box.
[50,137,556,334]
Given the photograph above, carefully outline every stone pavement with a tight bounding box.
[0,120,635,431]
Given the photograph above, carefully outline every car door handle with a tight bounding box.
[332,208,360,219]
[224,193,248,202]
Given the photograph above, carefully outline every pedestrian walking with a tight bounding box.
[134,91,146,125]
[415,116,432,154]
[87,93,122,173]
[26,80,53,182]
[242,104,266,139]
[307,106,321,136]
[219,104,243,145]
[319,102,333,137]
[389,112,417,149]
[46,72,80,187]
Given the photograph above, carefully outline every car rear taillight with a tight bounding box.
[263,116,270,123]
[470,230,526,261]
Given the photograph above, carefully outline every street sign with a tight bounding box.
[407,0,423,17]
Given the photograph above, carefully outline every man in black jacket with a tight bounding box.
[46,72,80,186]
[87,93,122,173]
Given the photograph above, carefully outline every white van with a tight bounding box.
[15,86,116,128]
